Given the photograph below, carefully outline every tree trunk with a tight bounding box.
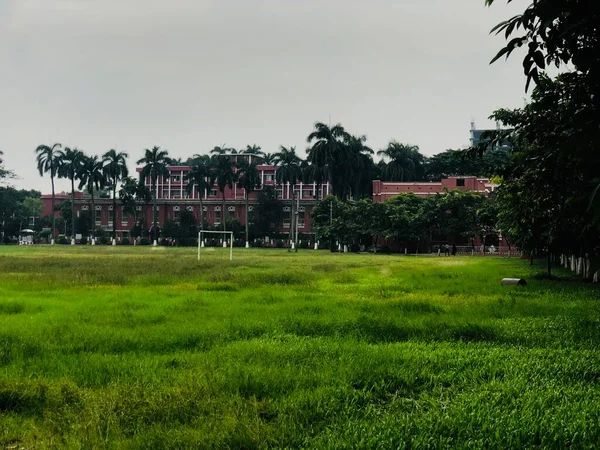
[199,197,204,231]
[547,251,552,277]
[152,173,158,243]
[71,177,76,242]
[90,190,95,243]
[51,175,56,242]
[222,190,226,243]
[113,183,117,241]
[288,192,294,250]
[245,190,250,247]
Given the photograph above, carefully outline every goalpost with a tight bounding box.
[198,230,234,261]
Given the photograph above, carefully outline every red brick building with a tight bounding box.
[41,154,330,241]
[372,176,497,202]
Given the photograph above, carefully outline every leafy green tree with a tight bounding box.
[56,147,84,241]
[236,159,261,247]
[102,149,129,242]
[78,155,106,241]
[35,143,62,241]
[253,186,283,238]
[274,146,302,249]
[244,144,262,155]
[185,159,215,231]
[261,153,276,165]
[137,146,171,241]
[22,197,43,228]
[119,177,151,228]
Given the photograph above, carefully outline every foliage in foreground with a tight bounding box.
[1,247,599,448]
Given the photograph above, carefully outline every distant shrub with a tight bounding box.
[99,236,109,245]
[58,237,69,245]
[180,237,197,247]
[233,239,245,248]
[350,243,361,253]
[253,239,264,248]
[276,239,285,248]
[379,246,392,254]
[140,238,150,246]
[79,237,88,245]
[121,238,130,246]
[299,240,309,249]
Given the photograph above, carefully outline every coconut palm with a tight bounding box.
[244,144,262,155]
[102,149,129,242]
[210,145,233,155]
[377,142,424,182]
[56,147,84,242]
[236,159,261,247]
[262,153,277,165]
[213,155,238,241]
[137,146,171,243]
[344,135,374,199]
[306,122,350,198]
[35,143,62,242]
[78,155,106,243]
[273,146,302,250]
[185,159,215,231]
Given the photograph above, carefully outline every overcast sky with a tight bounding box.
[1,0,526,193]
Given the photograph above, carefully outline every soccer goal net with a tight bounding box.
[198,230,234,261]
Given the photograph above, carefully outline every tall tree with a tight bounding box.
[78,155,106,243]
[56,147,84,243]
[244,144,262,155]
[274,146,302,250]
[118,177,151,231]
[213,154,238,242]
[236,159,261,247]
[306,122,350,198]
[35,143,62,242]
[185,159,215,232]
[344,134,374,199]
[377,142,424,182]
[262,153,277,165]
[102,149,129,243]
[137,146,171,243]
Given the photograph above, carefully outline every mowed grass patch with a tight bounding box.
[0,246,599,448]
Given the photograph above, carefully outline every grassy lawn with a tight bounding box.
[1,246,599,449]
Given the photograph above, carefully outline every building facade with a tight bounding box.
[372,176,497,203]
[41,154,330,240]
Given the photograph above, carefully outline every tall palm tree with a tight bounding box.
[137,146,171,244]
[236,159,261,247]
[210,145,234,155]
[56,147,84,243]
[306,122,350,198]
[244,144,262,155]
[377,142,423,182]
[35,143,62,243]
[345,135,374,199]
[185,159,215,231]
[78,155,106,243]
[274,146,302,250]
[213,154,238,243]
[102,149,129,243]
[262,153,277,165]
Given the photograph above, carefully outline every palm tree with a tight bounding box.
[236,159,261,247]
[102,149,129,243]
[78,155,106,243]
[213,155,238,243]
[306,122,350,198]
[377,142,424,182]
[118,177,151,232]
[35,143,62,243]
[262,153,277,165]
[137,146,171,244]
[210,145,233,155]
[244,144,262,154]
[56,147,84,243]
[344,135,374,199]
[185,159,215,232]
[274,146,302,250]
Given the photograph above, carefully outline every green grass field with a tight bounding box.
[1,247,599,449]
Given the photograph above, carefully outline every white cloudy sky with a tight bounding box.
[0,0,526,193]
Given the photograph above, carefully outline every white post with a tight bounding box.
[153,240,158,247]
[223,240,227,248]
[314,241,318,250]
[245,241,250,248]
[112,239,116,246]
[71,239,75,245]
[198,233,201,261]
[230,234,233,261]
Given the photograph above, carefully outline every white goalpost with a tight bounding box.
[198,230,234,261]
